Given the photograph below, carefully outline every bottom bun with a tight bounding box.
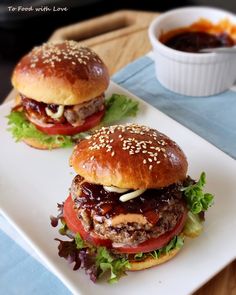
[23,138,60,150]
[129,241,183,271]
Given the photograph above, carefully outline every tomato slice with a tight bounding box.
[114,209,187,254]
[63,195,112,247]
[34,109,105,135]
[64,195,187,253]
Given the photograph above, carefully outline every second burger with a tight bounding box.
[8,41,138,149]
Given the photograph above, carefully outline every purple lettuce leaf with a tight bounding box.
[55,238,81,270]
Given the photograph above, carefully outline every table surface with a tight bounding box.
[4,9,236,295]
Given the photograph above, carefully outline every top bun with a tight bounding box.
[70,124,188,189]
[12,41,109,105]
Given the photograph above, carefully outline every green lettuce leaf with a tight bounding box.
[102,93,139,125]
[7,94,139,148]
[151,235,184,258]
[135,235,184,261]
[96,247,131,283]
[134,252,145,260]
[162,235,184,253]
[58,220,68,236]
[183,211,203,238]
[182,172,214,214]
[75,233,86,249]
[7,111,74,149]
[73,233,131,283]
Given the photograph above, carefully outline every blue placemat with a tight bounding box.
[112,55,236,159]
[1,54,236,295]
[0,230,70,295]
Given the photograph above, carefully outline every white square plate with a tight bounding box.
[0,82,236,295]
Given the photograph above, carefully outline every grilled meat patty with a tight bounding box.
[70,175,187,246]
[21,94,104,126]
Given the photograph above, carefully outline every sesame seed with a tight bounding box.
[86,124,168,168]
[30,41,99,69]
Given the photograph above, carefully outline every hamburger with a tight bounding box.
[51,124,214,283]
[7,41,138,149]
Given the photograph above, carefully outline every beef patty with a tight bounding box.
[70,175,187,246]
[21,94,104,126]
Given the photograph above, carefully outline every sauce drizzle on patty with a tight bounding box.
[72,175,188,225]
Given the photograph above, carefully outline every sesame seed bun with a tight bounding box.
[11,41,109,105]
[70,124,188,189]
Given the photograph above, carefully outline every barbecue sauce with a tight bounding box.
[163,31,234,53]
[160,18,235,53]
[74,177,184,225]
[21,95,66,124]
[21,95,47,117]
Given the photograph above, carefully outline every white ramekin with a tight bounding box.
[148,7,236,96]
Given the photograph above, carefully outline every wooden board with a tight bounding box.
[4,10,236,295]
[50,10,157,75]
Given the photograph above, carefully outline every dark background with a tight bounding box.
[1,0,236,102]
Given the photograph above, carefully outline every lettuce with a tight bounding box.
[102,93,139,125]
[55,233,183,283]
[162,235,184,253]
[183,211,203,238]
[134,235,184,261]
[75,233,86,249]
[182,172,214,214]
[7,94,139,148]
[7,111,74,149]
[55,233,130,283]
[181,172,213,237]
[95,247,131,283]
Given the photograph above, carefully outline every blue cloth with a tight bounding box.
[1,54,236,295]
[113,56,236,159]
[0,230,70,295]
